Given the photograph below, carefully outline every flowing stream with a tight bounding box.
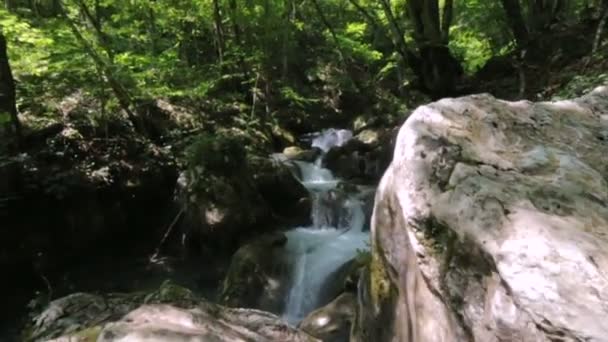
[281,129,370,324]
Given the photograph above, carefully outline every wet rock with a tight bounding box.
[250,156,312,226]
[219,232,290,314]
[310,188,363,230]
[323,129,395,182]
[354,87,608,341]
[299,292,356,342]
[318,253,368,307]
[354,129,380,145]
[25,281,318,342]
[24,280,199,342]
[2,135,177,325]
[181,141,309,256]
[96,304,319,342]
[283,146,322,162]
[181,172,271,256]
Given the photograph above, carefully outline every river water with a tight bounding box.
[281,129,370,324]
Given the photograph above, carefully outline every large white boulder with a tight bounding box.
[354,87,608,341]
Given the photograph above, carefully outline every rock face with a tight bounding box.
[354,87,608,341]
[180,152,310,256]
[219,232,290,314]
[318,255,367,307]
[283,146,322,162]
[323,128,395,182]
[95,304,319,342]
[26,280,318,342]
[250,156,312,226]
[299,292,356,342]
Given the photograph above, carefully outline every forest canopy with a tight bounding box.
[0,0,607,148]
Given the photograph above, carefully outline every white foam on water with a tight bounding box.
[311,128,353,152]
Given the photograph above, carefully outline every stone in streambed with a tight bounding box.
[25,280,319,342]
[218,232,291,314]
[299,292,356,342]
[283,146,322,162]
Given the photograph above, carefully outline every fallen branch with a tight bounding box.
[149,207,185,262]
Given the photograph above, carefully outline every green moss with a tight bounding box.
[157,280,196,302]
[369,248,391,304]
[420,218,456,258]
[185,133,248,198]
[72,326,102,341]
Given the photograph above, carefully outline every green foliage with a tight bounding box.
[449,26,495,74]
[184,133,248,197]
[0,10,54,77]
[0,111,10,125]
[186,133,246,175]
[355,247,372,265]
[279,86,318,109]
[1,0,603,139]
[553,73,608,100]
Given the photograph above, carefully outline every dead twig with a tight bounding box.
[149,207,185,262]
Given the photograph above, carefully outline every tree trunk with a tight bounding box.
[281,0,295,79]
[311,0,363,93]
[592,6,608,53]
[228,0,242,48]
[74,0,114,61]
[407,0,442,44]
[441,0,454,43]
[405,0,462,98]
[60,2,147,136]
[378,0,413,70]
[0,31,22,149]
[147,4,158,55]
[5,0,16,11]
[212,0,225,65]
[527,0,565,33]
[499,0,530,48]
[348,0,380,30]
[227,0,249,81]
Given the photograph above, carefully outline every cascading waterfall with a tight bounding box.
[281,129,370,324]
[309,128,353,153]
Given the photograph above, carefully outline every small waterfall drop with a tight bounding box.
[280,129,371,324]
[310,128,353,152]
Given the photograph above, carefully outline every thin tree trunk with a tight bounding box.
[310,0,362,92]
[212,0,225,65]
[5,0,16,11]
[499,0,529,49]
[441,0,454,43]
[378,0,413,68]
[228,0,249,80]
[527,0,562,32]
[228,0,242,48]
[281,0,295,79]
[29,0,40,17]
[0,31,22,148]
[407,0,442,44]
[405,0,462,97]
[347,0,380,29]
[60,2,146,136]
[74,0,114,61]
[592,7,608,53]
[147,4,158,55]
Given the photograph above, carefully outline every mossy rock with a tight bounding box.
[219,232,290,314]
[23,280,201,342]
[318,252,369,306]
